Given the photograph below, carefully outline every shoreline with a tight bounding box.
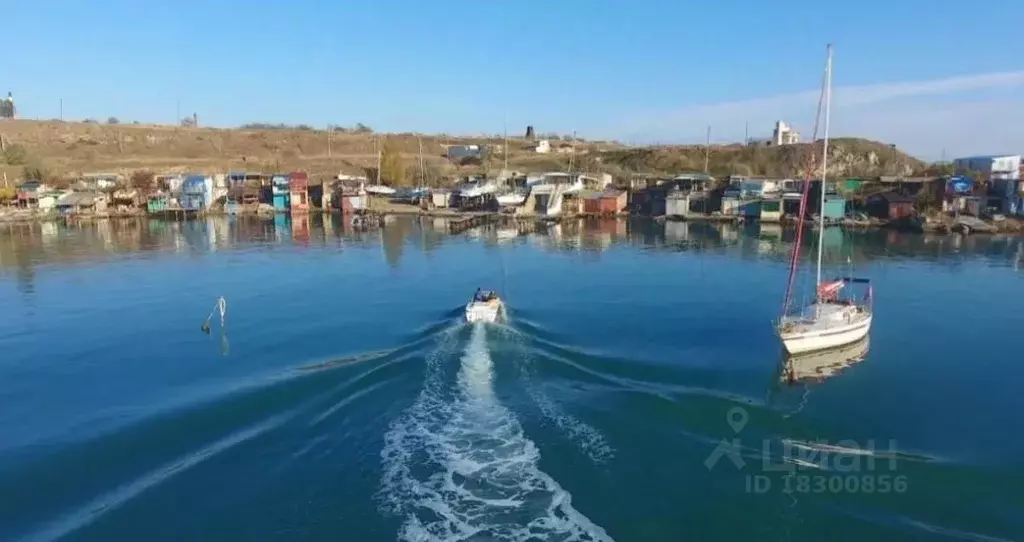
[1,208,1021,235]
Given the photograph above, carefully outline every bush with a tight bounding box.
[23,166,46,181]
[353,123,373,133]
[107,117,120,124]
[2,144,30,165]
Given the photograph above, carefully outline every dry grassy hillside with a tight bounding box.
[0,119,926,185]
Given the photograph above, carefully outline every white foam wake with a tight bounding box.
[379,323,613,541]
[496,325,614,464]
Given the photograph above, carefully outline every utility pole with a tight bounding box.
[327,125,332,158]
[744,122,749,145]
[59,99,63,122]
[176,97,180,126]
[704,125,711,173]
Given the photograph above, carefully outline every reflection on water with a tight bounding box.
[781,337,871,384]
[2,216,1023,283]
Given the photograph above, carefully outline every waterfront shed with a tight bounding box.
[56,192,108,215]
[822,194,846,221]
[37,191,65,212]
[181,175,214,211]
[271,174,290,211]
[289,172,310,213]
[868,192,915,219]
[147,192,169,213]
[594,189,626,214]
[430,189,452,209]
[111,189,141,212]
[15,181,48,208]
[760,198,782,222]
[580,191,602,214]
[340,194,365,214]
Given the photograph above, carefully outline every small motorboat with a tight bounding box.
[465,289,504,324]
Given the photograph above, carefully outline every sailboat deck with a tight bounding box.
[779,302,868,334]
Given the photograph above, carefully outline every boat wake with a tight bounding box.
[379,323,613,541]
[493,324,614,464]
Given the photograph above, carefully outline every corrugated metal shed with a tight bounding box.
[57,192,104,206]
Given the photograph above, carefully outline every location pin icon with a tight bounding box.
[727,407,749,434]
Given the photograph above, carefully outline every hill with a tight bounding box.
[0,119,925,185]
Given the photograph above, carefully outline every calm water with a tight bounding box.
[1,216,1023,542]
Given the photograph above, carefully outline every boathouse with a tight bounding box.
[430,189,452,209]
[181,175,214,212]
[271,175,290,211]
[111,188,141,212]
[56,191,108,215]
[289,172,309,213]
[147,192,169,213]
[868,192,915,219]
[15,181,49,209]
[760,198,782,222]
[822,194,847,221]
[581,189,626,215]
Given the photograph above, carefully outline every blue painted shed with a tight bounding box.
[181,175,213,211]
[271,174,290,211]
[822,194,846,220]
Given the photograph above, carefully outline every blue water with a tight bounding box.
[1,216,1022,541]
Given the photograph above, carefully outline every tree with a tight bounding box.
[130,170,155,190]
[915,187,938,212]
[922,162,955,177]
[379,138,408,186]
[353,123,373,133]
[181,116,197,128]
[107,117,120,124]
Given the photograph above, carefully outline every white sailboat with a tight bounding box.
[364,136,395,195]
[495,118,529,206]
[776,45,873,355]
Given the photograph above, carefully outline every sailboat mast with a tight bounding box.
[376,136,382,185]
[418,136,425,188]
[816,44,833,291]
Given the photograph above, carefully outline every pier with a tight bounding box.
[448,213,498,235]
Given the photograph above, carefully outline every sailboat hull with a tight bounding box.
[779,313,872,355]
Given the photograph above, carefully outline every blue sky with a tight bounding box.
[3,0,1023,159]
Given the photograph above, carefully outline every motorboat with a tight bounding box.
[363,184,396,196]
[496,189,528,206]
[456,177,499,198]
[465,289,504,324]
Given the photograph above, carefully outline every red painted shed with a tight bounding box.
[289,172,309,213]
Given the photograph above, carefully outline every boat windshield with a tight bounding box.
[474,290,494,302]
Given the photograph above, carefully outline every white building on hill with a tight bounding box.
[772,121,800,145]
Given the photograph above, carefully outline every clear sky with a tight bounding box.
[3,0,1022,159]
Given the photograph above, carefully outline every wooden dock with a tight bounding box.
[448,213,497,235]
